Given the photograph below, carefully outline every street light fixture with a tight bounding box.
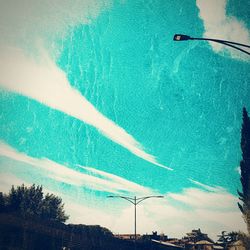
[107,195,164,242]
[173,34,250,55]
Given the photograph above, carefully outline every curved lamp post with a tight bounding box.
[107,195,164,242]
[173,34,250,55]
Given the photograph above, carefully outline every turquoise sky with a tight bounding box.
[0,0,249,239]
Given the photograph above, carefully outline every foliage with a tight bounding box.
[217,231,228,245]
[238,107,250,234]
[0,184,69,223]
[217,231,240,245]
[227,231,240,242]
[0,192,5,212]
[238,231,250,250]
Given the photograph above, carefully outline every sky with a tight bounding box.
[0,0,250,240]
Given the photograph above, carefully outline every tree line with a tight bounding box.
[0,184,68,223]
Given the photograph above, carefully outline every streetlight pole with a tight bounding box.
[173,34,250,55]
[107,195,164,242]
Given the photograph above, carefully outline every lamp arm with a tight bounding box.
[136,196,163,205]
[119,196,136,205]
[221,41,250,55]
[192,37,250,55]
[192,37,250,48]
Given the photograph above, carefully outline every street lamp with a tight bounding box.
[173,34,250,55]
[107,195,164,242]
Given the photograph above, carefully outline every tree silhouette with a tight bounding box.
[0,192,5,212]
[238,107,250,234]
[1,184,69,223]
[40,193,68,222]
[227,231,239,242]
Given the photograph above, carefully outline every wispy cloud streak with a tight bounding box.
[0,46,172,170]
[0,141,151,194]
[188,178,226,193]
[80,166,150,192]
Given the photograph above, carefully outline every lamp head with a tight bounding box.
[173,34,191,41]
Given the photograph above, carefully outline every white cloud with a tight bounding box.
[0,46,172,170]
[196,0,250,58]
[168,187,237,210]
[0,0,111,46]
[236,166,241,175]
[64,202,115,228]
[0,141,151,195]
[0,173,31,193]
